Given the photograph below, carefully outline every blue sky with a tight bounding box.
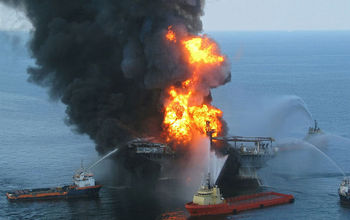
[203,0,350,31]
[1,1,350,31]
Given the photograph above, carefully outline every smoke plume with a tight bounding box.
[1,0,230,153]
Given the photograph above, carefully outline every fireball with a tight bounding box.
[163,26,225,145]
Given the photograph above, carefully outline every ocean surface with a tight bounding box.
[1,31,350,219]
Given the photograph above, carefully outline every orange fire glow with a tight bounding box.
[165,26,176,43]
[183,37,224,64]
[163,26,225,145]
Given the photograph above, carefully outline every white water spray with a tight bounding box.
[223,94,313,138]
[205,136,227,184]
[88,148,119,170]
[185,137,227,187]
[209,151,227,184]
[305,142,346,177]
[279,138,345,177]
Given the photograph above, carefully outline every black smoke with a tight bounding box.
[1,0,231,154]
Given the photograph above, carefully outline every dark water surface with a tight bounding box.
[1,31,350,219]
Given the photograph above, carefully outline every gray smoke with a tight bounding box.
[1,0,230,153]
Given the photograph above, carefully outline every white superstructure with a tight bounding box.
[193,173,224,205]
[73,170,96,188]
[339,178,349,197]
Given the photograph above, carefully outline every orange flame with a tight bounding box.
[163,26,225,145]
[183,37,224,64]
[166,25,176,43]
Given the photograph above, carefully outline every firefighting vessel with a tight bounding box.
[339,178,350,203]
[6,168,102,201]
[307,120,323,136]
[185,172,294,216]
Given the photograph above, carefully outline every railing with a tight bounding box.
[213,136,274,143]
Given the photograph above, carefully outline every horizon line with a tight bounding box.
[2,28,350,33]
[203,29,350,32]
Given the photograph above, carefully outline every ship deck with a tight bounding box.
[226,192,294,214]
[226,192,291,205]
[7,186,69,196]
[185,192,294,216]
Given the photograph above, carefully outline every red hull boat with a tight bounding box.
[186,192,294,216]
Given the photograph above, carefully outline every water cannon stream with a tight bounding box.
[278,138,346,177]
[306,143,346,177]
[88,148,119,170]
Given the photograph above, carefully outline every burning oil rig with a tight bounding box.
[114,130,277,194]
[213,135,276,195]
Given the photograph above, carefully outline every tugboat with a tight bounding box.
[186,123,294,217]
[6,168,102,201]
[185,172,294,216]
[339,178,350,203]
[185,172,228,216]
[307,120,323,136]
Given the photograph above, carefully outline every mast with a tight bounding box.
[314,120,317,130]
[205,121,215,186]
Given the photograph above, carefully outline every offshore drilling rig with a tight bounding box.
[213,135,277,194]
[114,121,277,194]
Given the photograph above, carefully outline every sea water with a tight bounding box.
[1,31,350,219]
